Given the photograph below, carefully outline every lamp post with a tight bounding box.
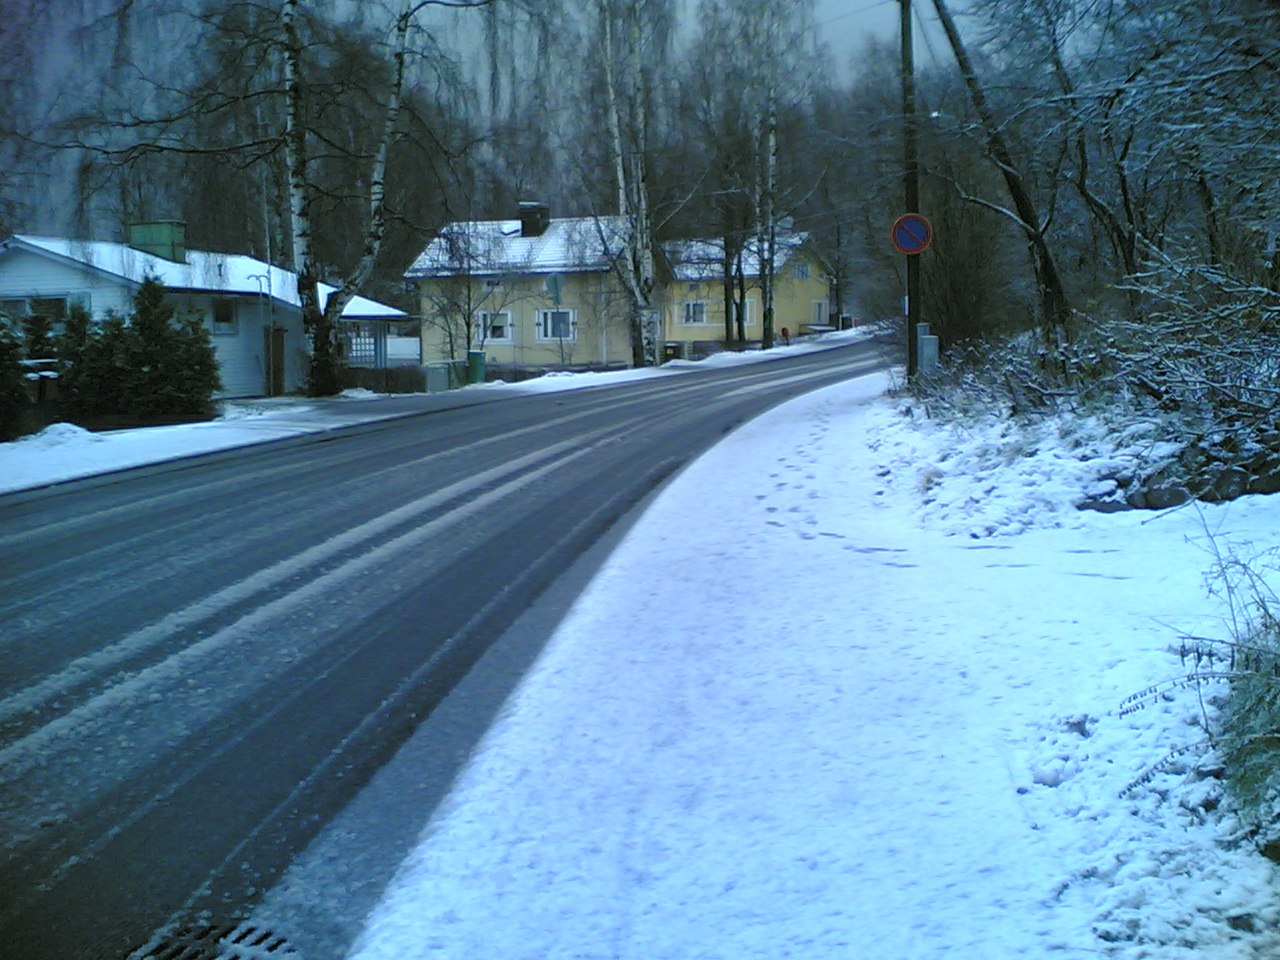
[249,272,275,396]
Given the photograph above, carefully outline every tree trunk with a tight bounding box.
[600,0,656,368]
[930,0,1071,347]
[756,7,779,350]
[281,0,338,396]
[284,0,419,396]
[722,232,735,345]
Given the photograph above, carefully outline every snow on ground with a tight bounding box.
[0,331,873,494]
[346,373,1280,960]
[5,327,1277,956]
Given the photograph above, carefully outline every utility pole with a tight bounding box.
[901,0,920,377]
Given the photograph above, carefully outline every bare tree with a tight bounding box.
[930,0,1072,349]
[588,0,681,366]
[282,0,492,395]
[8,0,486,394]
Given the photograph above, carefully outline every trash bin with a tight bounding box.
[662,342,685,362]
[467,350,486,384]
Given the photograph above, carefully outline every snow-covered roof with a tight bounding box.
[406,216,630,279]
[3,235,405,320]
[663,232,815,283]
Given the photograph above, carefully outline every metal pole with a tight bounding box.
[902,0,920,377]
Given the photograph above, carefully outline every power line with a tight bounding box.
[815,0,899,29]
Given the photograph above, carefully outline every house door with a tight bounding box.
[264,327,286,396]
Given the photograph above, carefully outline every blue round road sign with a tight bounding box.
[891,213,933,255]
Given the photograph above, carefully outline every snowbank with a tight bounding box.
[343,374,1280,959]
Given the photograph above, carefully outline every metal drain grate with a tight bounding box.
[133,923,300,960]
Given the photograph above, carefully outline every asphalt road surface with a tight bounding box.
[0,339,889,959]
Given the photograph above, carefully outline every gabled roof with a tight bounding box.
[1,235,405,320]
[662,231,819,283]
[406,216,630,279]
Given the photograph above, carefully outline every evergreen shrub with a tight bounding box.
[0,311,32,441]
[60,277,221,421]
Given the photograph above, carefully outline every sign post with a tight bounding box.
[890,212,932,377]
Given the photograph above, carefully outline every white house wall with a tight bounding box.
[0,246,134,318]
[171,293,308,398]
[0,248,311,398]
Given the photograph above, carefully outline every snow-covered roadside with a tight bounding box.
[345,372,1280,960]
[0,330,873,495]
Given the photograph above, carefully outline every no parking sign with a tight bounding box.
[891,213,933,255]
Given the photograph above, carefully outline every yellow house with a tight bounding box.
[407,204,650,370]
[661,233,833,352]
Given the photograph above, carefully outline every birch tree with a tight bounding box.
[283,0,491,395]
[11,0,485,395]
[594,0,676,367]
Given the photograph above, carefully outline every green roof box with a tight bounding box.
[128,221,187,263]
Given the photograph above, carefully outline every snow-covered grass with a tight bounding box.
[341,373,1280,960]
[6,328,1278,956]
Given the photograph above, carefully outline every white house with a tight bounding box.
[0,224,406,397]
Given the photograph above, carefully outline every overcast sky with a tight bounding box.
[816,0,900,43]
[813,0,951,76]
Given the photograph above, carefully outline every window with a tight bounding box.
[30,297,69,325]
[731,298,754,328]
[682,301,708,325]
[476,310,513,343]
[537,308,576,341]
[484,278,503,289]
[1,294,87,335]
[812,300,829,326]
[792,260,810,280]
[212,298,238,336]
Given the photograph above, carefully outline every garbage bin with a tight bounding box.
[662,342,685,362]
[467,350,487,384]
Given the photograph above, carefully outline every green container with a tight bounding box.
[467,350,486,385]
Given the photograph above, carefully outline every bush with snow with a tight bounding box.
[904,312,1280,513]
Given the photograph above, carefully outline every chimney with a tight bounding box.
[518,201,550,238]
[128,221,187,263]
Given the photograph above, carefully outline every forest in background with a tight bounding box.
[0,0,1276,351]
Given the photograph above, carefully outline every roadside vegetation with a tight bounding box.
[865,0,1280,859]
[0,277,220,437]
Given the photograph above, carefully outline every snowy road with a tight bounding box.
[0,339,888,959]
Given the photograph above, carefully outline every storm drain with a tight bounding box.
[131,923,300,960]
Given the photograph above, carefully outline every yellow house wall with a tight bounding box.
[662,248,831,345]
[420,271,638,368]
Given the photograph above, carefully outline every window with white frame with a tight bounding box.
[731,298,754,328]
[812,300,829,326]
[212,298,238,335]
[537,308,576,341]
[682,301,708,325]
[1,294,89,335]
[792,260,811,280]
[476,310,513,343]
